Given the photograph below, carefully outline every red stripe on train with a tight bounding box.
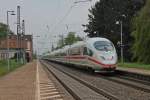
[87,57,116,68]
[65,56,86,59]
[64,56,116,68]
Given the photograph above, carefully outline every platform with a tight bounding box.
[117,67,150,76]
[0,61,36,100]
[0,60,73,100]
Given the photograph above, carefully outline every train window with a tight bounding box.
[83,47,88,55]
[60,53,66,56]
[94,41,114,51]
[68,50,71,55]
[70,47,80,55]
[88,49,93,56]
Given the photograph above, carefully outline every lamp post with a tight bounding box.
[16,5,21,63]
[6,10,15,71]
[116,20,123,63]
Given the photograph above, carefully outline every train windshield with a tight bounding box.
[94,41,114,51]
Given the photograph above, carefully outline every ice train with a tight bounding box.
[48,37,118,73]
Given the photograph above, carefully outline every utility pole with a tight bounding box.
[22,20,25,34]
[6,10,15,71]
[116,20,124,63]
[51,44,54,52]
[22,19,26,64]
[6,11,10,71]
[62,34,64,47]
[17,6,21,63]
[120,21,123,63]
[59,34,64,47]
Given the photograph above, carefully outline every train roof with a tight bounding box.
[70,41,85,48]
[50,37,111,55]
[86,37,110,44]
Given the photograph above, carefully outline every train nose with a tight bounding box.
[100,55,113,61]
[98,53,117,65]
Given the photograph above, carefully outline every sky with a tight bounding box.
[0,0,98,54]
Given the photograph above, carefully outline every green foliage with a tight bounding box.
[64,32,82,45]
[83,0,145,61]
[57,35,65,49]
[0,23,8,38]
[32,53,37,59]
[0,59,23,76]
[0,22,14,38]
[56,32,82,49]
[118,62,150,70]
[132,0,150,64]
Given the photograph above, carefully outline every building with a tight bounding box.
[0,34,33,62]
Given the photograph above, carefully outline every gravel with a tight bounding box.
[47,61,150,100]
[43,61,108,100]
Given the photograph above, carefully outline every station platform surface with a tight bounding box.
[117,67,150,75]
[0,60,72,100]
[0,60,149,100]
[37,61,64,100]
[0,61,36,100]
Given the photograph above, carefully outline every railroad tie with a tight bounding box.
[39,81,63,100]
[38,62,63,100]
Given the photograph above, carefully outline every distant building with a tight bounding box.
[0,34,33,62]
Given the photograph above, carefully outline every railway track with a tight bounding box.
[115,69,150,82]
[46,59,150,93]
[98,74,150,93]
[43,59,150,100]
[48,59,150,93]
[40,60,119,100]
[116,74,150,86]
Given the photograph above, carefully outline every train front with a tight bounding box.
[88,38,117,72]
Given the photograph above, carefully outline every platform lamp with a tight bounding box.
[116,20,123,63]
[7,10,15,71]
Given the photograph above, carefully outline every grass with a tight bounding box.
[118,62,150,70]
[0,59,23,76]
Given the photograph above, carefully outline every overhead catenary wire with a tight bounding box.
[50,3,76,34]
[48,0,92,47]
[49,0,93,34]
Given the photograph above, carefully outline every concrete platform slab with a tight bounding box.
[0,61,36,100]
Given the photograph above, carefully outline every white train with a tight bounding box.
[48,37,118,73]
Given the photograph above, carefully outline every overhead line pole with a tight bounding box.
[6,11,10,71]
[120,21,123,63]
[22,20,26,63]
[17,6,21,63]
[6,10,15,71]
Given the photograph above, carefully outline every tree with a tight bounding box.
[132,0,150,64]
[0,23,8,38]
[0,22,14,38]
[83,0,145,61]
[64,32,82,45]
[57,34,65,49]
[56,32,82,49]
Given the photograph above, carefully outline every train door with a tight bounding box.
[83,47,88,65]
[83,47,94,67]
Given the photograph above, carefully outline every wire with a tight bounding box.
[50,3,76,34]
[49,0,92,38]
